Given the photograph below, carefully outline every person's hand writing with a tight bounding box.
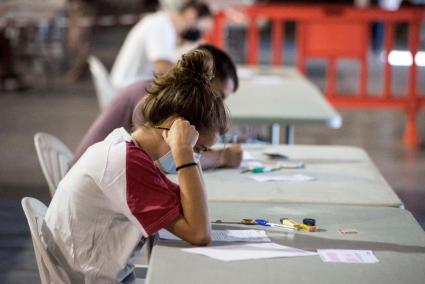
[221,144,242,168]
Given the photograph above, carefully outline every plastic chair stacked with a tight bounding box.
[34,133,73,197]
[88,55,117,110]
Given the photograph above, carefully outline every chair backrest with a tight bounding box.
[21,197,66,284]
[88,55,116,110]
[34,133,73,197]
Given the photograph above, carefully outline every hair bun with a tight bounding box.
[135,46,229,136]
[178,49,215,85]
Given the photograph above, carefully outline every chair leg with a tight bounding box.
[134,266,148,279]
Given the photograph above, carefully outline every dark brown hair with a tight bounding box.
[180,1,212,18]
[133,49,229,135]
[197,44,238,92]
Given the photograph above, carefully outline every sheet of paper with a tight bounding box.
[251,75,283,85]
[240,151,264,171]
[237,67,255,79]
[318,249,379,263]
[159,229,271,242]
[249,174,316,182]
[276,161,305,169]
[182,242,317,262]
[242,150,257,161]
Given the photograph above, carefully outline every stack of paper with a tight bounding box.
[159,229,271,243]
[249,174,316,182]
[237,67,255,79]
[251,75,283,85]
[242,150,257,161]
[182,242,317,262]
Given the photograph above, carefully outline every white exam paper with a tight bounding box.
[237,67,255,79]
[242,150,257,161]
[249,174,316,182]
[182,242,317,262]
[159,229,271,243]
[251,75,283,85]
[318,249,379,263]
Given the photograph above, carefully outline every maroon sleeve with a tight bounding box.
[70,80,151,166]
[125,142,181,236]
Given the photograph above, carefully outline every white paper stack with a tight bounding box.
[249,174,316,182]
[182,242,317,262]
[159,229,271,243]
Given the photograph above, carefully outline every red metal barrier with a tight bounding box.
[209,4,425,147]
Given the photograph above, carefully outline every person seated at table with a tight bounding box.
[0,5,30,92]
[42,49,226,283]
[110,0,213,90]
[70,44,242,171]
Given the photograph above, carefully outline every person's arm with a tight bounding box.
[153,59,174,76]
[199,144,243,170]
[0,5,6,15]
[71,82,147,166]
[146,13,176,77]
[164,119,211,246]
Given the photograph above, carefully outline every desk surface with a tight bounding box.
[146,203,425,284]
[227,66,342,128]
[168,144,402,207]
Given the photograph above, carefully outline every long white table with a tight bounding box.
[228,66,342,144]
[146,202,425,284]
[168,144,402,207]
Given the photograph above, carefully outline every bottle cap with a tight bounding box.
[303,218,316,226]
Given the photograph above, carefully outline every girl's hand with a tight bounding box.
[162,119,199,154]
[221,144,243,168]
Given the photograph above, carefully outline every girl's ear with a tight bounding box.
[162,130,168,141]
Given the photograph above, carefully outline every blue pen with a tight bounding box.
[255,219,271,226]
[255,219,295,230]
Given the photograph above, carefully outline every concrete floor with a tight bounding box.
[1,26,424,283]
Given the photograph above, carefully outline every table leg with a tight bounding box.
[285,125,294,144]
[271,123,280,144]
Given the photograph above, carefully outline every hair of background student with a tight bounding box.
[197,44,239,92]
[179,0,212,18]
[132,48,229,135]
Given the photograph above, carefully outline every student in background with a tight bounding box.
[42,49,227,283]
[65,0,159,82]
[110,0,213,90]
[71,44,242,171]
[0,4,29,91]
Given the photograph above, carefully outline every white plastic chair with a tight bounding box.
[88,55,116,110]
[21,197,67,284]
[22,197,147,283]
[34,133,73,197]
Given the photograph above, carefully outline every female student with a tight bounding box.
[41,48,229,283]
[70,44,241,170]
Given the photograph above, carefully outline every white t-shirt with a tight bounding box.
[110,11,177,90]
[42,128,181,283]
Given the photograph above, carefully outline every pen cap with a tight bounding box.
[255,219,270,226]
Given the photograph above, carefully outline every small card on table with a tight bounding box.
[318,249,379,264]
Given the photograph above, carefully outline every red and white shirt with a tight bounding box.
[42,128,181,283]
